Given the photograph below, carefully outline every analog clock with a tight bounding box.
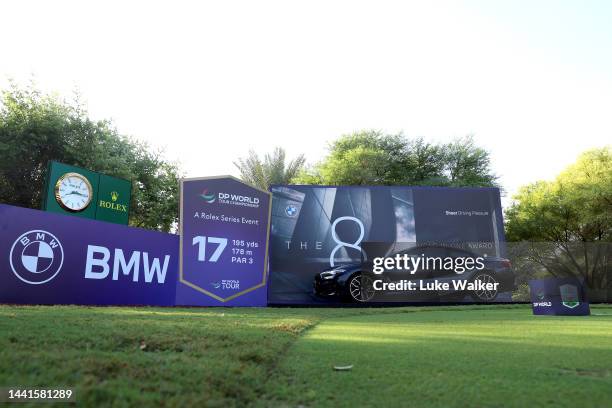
[54,172,93,212]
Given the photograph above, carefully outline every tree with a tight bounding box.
[292,130,498,187]
[234,147,305,190]
[444,136,497,186]
[0,82,181,232]
[505,147,612,293]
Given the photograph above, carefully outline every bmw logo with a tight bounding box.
[285,205,298,217]
[10,230,64,285]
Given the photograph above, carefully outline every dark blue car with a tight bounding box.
[314,245,515,303]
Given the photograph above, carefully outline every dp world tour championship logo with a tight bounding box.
[200,189,216,203]
[10,230,64,285]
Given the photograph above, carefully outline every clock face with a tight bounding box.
[54,172,93,212]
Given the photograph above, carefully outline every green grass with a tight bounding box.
[261,306,612,407]
[0,305,611,407]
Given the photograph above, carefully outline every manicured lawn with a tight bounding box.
[261,306,612,408]
[0,305,610,407]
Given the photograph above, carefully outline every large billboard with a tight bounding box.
[2,185,511,307]
[268,185,511,305]
[0,204,178,306]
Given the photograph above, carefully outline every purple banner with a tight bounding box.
[529,277,590,316]
[177,176,271,306]
[0,204,179,306]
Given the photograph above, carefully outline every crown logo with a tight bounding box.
[111,191,119,202]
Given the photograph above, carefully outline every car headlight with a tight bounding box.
[320,269,345,280]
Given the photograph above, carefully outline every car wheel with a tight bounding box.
[347,273,376,302]
[469,272,499,302]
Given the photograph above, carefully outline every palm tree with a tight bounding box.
[234,147,306,190]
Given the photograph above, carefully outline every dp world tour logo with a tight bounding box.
[200,189,216,203]
[10,230,64,285]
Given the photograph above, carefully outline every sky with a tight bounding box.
[1,0,611,208]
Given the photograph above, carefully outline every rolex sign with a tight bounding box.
[95,174,131,225]
[43,161,132,225]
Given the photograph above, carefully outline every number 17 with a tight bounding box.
[192,236,227,262]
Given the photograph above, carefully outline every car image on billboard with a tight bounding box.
[268,185,513,305]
